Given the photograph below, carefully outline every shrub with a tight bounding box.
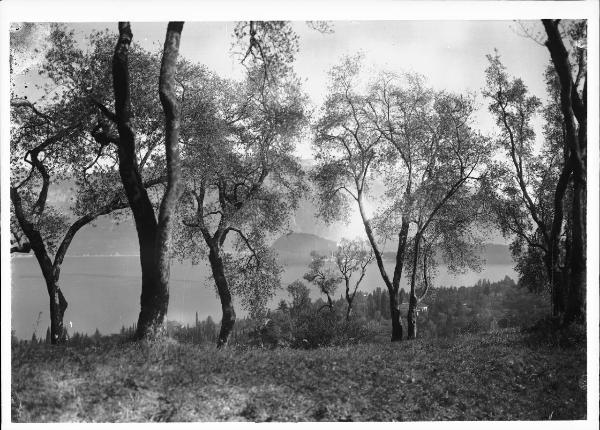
[291,311,338,348]
[247,312,294,348]
[523,317,586,349]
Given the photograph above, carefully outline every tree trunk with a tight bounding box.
[407,232,422,340]
[11,188,68,345]
[150,21,185,335]
[208,246,236,347]
[326,293,334,312]
[565,176,585,325]
[358,193,404,341]
[407,294,417,340]
[47,278,68,344]
[113,22,166,339]
[345,278,353,321]
[542,19,586,327]
[391,217,410,341]
[136,238,164,339]
[546,150,573,323]
[389,289,403,341]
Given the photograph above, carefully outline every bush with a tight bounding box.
[290,313,382,349]
[247,312,294,348]
[523,317,586,349]
[291,311,338,348]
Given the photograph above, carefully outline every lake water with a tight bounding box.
[10,255,516,339]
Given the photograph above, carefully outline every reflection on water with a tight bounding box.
[11,255,516,339]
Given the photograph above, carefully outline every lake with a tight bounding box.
[10,255,516,339]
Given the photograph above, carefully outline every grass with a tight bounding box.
[11,328,586,422]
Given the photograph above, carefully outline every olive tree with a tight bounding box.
[334,238,374,320]
[9,24,166,343]
[173,65,307,347]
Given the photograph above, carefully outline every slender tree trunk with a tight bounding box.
[407,232,422,340]
[389,289,403,341]
[11,188,68,345]
[391,217,410,341]
[546,151,573,323]
[542,19,586,327]
[346,303,353,321]
[407,294,417,340]
[565,176,585,324]
[358,193,404,341]
[208,245,236,347]
[345,278,353,321]
[151,21,185,333]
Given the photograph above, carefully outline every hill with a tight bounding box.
[11,329,586,421]
[271,232,337,264]
[41,180,510,258]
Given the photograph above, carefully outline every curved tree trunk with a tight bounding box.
[152,21,185,333]
[113,22,184,339]
[11,188,68,345]
[113,22,162,339]
[358,193,405,341]
[344,278,353,321]
[542,19,586,326]
[208,246,236,347]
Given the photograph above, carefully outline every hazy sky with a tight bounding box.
[12,20,552,243]
[15,21,552,159]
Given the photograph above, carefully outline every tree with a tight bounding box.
[287,280,312,318]
[303,251,341,313]
[9,24,167,344]
[313,57,489,340]
[312,56,407,340]
[334,238,374,320]
[110,21,184,339]
[400,93,489,339]
[483,49,583,325]
[233,20,332,81]
[541,19,586,325]
[173,63,307,347]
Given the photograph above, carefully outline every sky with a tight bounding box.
[10,20,553,243]
[13,20,553,153]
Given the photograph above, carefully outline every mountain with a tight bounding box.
[40,179,509,258]
[271,232,337,264]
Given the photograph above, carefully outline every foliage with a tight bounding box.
[171,56,308,327]
[482,52,570,297]
[233,21,300,81]
[223,247,283,319]
[303,251,341,308]
[286,280,312,317]
[335,238,373,280]
[10,24,167,256]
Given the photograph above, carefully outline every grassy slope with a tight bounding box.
[11,329,586,422]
